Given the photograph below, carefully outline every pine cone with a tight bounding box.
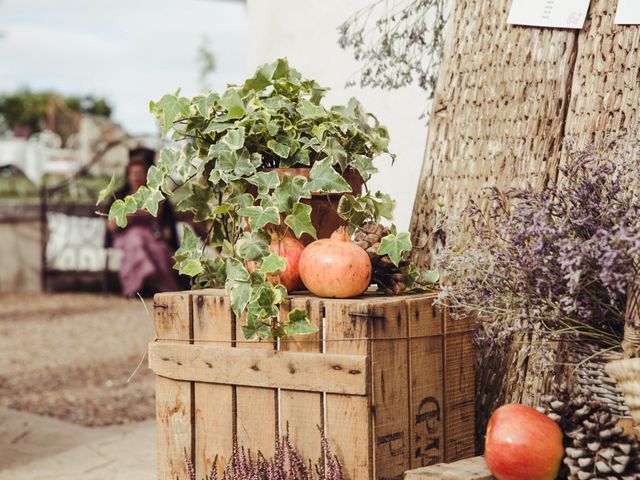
[354,222,409,294]
[541,384,640,480]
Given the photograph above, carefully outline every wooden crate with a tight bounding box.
[150,289,475,480]
[404,457,493,479]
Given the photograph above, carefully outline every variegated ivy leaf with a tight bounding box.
[285,202,317,239]
[176,184,215,221]
[179,259,203,277]
[221,127,245,151]
[247,171,281,194]
[284,308,318,336]
[108,196,138,228]
[259,253,287,274]
[192,92,219,117]
[146,165,166,190]
[272,175,311,213]
[141,189,165,217]
[377,231,412,267]
[226,257,250,282]
[351,154,378,182]
[237,205,280,230]
[296,98,327,120]
[267,139,291,159]
[305,157,351,193]
[241,314,271,340]
[151,92,190,136]
[96,175,117,206]
[219,88,245,120]
[235,231,271,261]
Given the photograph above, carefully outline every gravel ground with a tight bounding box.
[0,293,156,427]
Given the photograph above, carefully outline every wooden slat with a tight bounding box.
[149,342,368,395]
[370,299,410,479]
[279,297,324,464]
[235,315,278,457]
[408,297,445,469]
[193,293,234,476]
[153,292,194,480]
[444,305,476,462]
[405,456,493,479]
[325,301,373,480]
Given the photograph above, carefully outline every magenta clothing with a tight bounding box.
[112,222,179,297]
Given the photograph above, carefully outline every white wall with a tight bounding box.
[246,0,429,230]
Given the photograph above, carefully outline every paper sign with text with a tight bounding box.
[508,0,591,29]
[615,0,640,25]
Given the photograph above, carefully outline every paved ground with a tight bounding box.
[0,408,155,480]
[0,293,157,479]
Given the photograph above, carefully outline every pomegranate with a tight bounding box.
[299,227,371,298]
[248,233,305,292]
[485,404,564,480]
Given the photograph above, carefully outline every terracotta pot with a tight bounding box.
[249,167,363,245]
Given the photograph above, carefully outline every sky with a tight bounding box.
[0,0,248,135]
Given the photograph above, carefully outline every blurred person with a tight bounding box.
[106,147,180,297]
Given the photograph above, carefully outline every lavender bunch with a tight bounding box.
[185,430,343,480]
[440,139,640,348]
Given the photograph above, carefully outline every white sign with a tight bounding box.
[508,0,591,29]
[615,0,640,25]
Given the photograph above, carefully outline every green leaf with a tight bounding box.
[108,196,138,228]
[153,92,190,136]
[219,89,245,120]
[229,281,251,318]
[193,92,218,117]
[351,154,378,182]
[179,259,204,277]
[233,150,258,177]
[221,127,245,151]
[226,257,250,282]
[247,171,280,194]
[174,226,199,262]
[176,184,214,221]
[96,175,117,206]
[377,231,412,267]
[422,270,440,284]
[296,98,327,120]
[305,157,351,193]
[272,175,310,213]
[235,231,271,261]
[241,314,271,340]
[146,165,166,190]
[237,205,280,230]
[284,308,318,336]
[259,253,287,274]
[267,139,291,159]
[142,189,165,216]
[284,202,317,239]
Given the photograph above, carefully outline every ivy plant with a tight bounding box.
[101,58,426,340]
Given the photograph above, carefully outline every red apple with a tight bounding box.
[248,233,305,292]
[485,404,564,480]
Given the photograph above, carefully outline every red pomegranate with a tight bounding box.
[298,227,371,298]
[248,233,305,292]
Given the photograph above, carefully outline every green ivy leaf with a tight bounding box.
[351,154,378,182]
[193,92,219,117]
[221,127,245,151]
[284,308,318,336]
[284,202,317,239]
[142,189,165,216]
[259,253,287,274]
[226,257,250,282]
[229,281,251,318]
[176,184,214,221]
[377,231,412,267]
[96,175,117,206]
[237,205,280,230]
[267,139,291,159]
[241,314,271,340]
[296,98,327,120]
[272,175,310,213]
[146,165,166,190]
[152,92,190,136]
[247,171,281,194]
[174,226,199,262]
[422,270,440,284]
[234,150,259,177]
[219,89,245,120]
[179,259,204,277]
[108,196,138,228]
[235,231,271,261]
[305,157,351,193]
